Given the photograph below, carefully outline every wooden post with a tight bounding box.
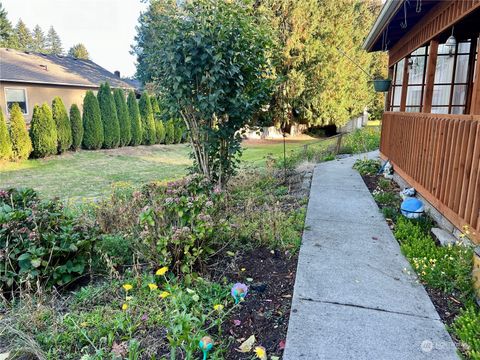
[385,67,394,111]
[423,39,439,113]
[335,133,343,154]
[470,36,480,114]
[400,57,409,112]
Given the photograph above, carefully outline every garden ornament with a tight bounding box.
[199,336,214,360]
[231,283,248,304]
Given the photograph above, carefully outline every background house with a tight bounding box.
[0,48,137,122]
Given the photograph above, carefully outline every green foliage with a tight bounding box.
[164,119,175,145]
[30,103,58,158]
[138,92,156,145]
[52,97,72,153]
[372,191,400,208]
[12,19,32,51]
[113,89,131,147]
[150,96,160,118]
[0,3,14,48]
[97,82,120,149]
[340,127,381,154]
[174,120,184,144]
[353,158,381,176]
[127,90,142,146]
[31,25,46,52]
[82,91,104,150]
[133,0,274,187]
[68,43,89,59]
[155,119,165,144]
[0,188,96,292]
[46,26,63,54]
[8,103,32,160]
[69,104,83,151]
[452,306,480,360]
[0,107,13,160]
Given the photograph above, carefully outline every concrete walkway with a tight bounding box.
[283,152,458,360]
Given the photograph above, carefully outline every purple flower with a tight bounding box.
[231,283,248,304]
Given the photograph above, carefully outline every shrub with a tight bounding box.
[353,158,381,176]
[174,120,184,143]
[0,107,13,160]
[165,119,175,145]
[9,104,32,160]
[150,96,160,118]
[340,127,380,154]
[52,97,72,153]
[0,188,97,292]
[155,119,165,144]
[127,91,142,146]
[113,89,131,147]
[138,92,156,145]
[82,91,104,150]
[97,82,120,148]
[452,306,480,359]
[69,104,83,151]
[30,103,58,158]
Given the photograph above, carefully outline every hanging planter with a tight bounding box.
[372,78,392,92]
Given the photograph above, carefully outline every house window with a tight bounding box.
[431,40,473,114]
[405,46,428,112]
[5,88,28,115]
[389,58,405,112]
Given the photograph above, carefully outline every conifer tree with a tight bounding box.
[30,103,58,158]
[68,43,89,59]
[0,107,13,160]
[138,92,156,145]
[164,119,175,145]
[31,25,46,52]
[9,103,32,160]
[46,26,63,54]
[97,83,120,148]
[127,90,142,146]
[113,89,131,146]
[70,104,83,151]
[0,3,14,48]
[13,19,32,51]
[155,120,165,144]
[52,97,72,153]
[82,90,103,150]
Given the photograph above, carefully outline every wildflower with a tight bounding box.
[214,304,224,312]
[156,267,169,276]
[122,303,129,311]
[123,284,133,292]
[254,346,267,360]
[80,322,88,327]
[159,291,171,299]
[126,296,133,301]
[241,268,246,272]
[148,283,158,291]
[231,283,248,304]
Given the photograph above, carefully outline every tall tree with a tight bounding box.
[97,82,120,148]
[0,2,14,48]
[113,89,131,146]
[127,90,142,146]
[31,25,46,53]
[12,19,32,51]
[82,91,103,150]
[69,104,83,151]
[46,26,63,54]
[68,43,89,59]
[138,92,156,145]
[30,103,58,158]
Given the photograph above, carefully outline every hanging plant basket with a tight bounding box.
[372,78,392,92]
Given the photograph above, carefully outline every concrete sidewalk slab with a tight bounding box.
[283,153,458,360]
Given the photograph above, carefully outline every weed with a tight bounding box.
[353,158,381,176]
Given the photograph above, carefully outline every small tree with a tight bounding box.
[155,120,165,144]
[174,120,184,144]
[0,107,13,160]
[82,90,104,150]
[70,104,83,151]
[9,103,32,160]
[30,103,58,158]
[138,92,156,145]
[97,83,120,148]
[113,89,131,147]
[164,119,175,145]
[127,90,142,146]
[52,97,72,153]
[68,43,89,59]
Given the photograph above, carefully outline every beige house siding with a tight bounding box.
[0,82,98,123]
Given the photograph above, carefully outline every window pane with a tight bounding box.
[455,55,470,83]
[458,41,471,54]
[452,85,467,106]
[435,56,454,83]
[406,86,422,106]
[5,88,27,114]
[451,106,465,114]
[393,86,402,106]
[406,106,421,112]
[412,46,427,56]
[395,59,405,85]
[432,85,451,106]
[408,56,426,84]
[431,107,449,114]
[391,106,400,112]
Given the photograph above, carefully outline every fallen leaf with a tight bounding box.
[111,341,128,357]
[227,251,235,256]
[237,335,255,353]
[271,357,280,360]
[278,339,286,350]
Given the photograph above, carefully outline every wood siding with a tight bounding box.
[381,112,480,243]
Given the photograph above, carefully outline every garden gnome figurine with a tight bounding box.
[199,336,214,360]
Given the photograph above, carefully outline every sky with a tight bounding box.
[2,0,148,77]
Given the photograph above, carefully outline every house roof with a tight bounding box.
[0,48,136,89]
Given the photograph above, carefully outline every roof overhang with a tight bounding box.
[0,78,134,90]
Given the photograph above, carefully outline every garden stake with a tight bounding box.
[199,336,214,360]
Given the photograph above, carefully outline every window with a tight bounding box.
[389,58,405,112]
[405,46,428,112]
[5,88,28,115]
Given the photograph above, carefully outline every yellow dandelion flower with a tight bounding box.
[148,283,158,291]
[213,304,224,312]
[123,284,133,292]
[254,346,267,360]
[156,267,169,276]
[122,303,129,311]
[159,291,171,299]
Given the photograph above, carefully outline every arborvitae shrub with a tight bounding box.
[0,107,13,160]
[174,120,184,143]
[155,120,165,144]
[9,103,32,160]
[30,103,58,158]
[52,97,72,153]
[97,82,120,148]
[151,96,160,118]
[138,92,156,145]
[127,90,142,146]
[113,89,131,147]
[70,104,83,151]
[165,119,175,145]
[82,91,104,150]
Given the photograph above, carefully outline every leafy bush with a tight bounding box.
[9,103,32,160]
[139,92,156,145]
[127,90,142,146]
[0,107,13,160]
[113,89,131,147]
[165,119,175,145]
[52,96,72,153]
[155,119,165,144]
[340,126,380,154]
[0,188,97,293]
[452,306,480,359]
[353,158,381,175]
[30,103,58,158]
[69,104,83,151]
[82,90,104,150]
[97,82,120,148]
[372,190,400,207]
[174,120,184,143]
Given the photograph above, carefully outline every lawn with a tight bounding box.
[0,138,321,199]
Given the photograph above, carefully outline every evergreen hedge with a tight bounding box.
[9,103,32,160]
[82,91,104,150]
[165,119,175,145]
[127,90,142,146]
[52,97,72,153]
[138,92,156,145]
[97,83,120,148]
[0,107,13,160]
[150,96,160,118]
[174,120,184,143]
[30,103,58,158]
[70,104,83,151]
[113,89,131,147]
[155,120,165,144]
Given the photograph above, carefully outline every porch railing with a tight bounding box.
[381,111,480,243]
